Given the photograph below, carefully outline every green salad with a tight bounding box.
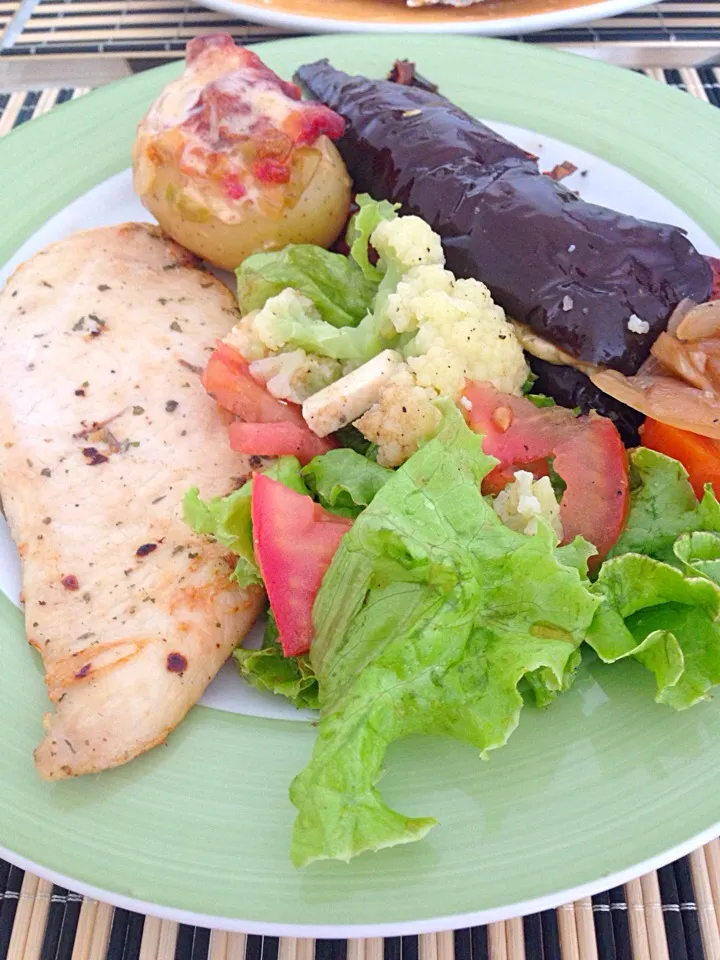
[186,198,720,867]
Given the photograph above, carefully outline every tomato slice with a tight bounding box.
[463,382,629,561]
[229,421,337,465]
[640,418,720,500]
[202,342,304,425]
[252,474,352,656]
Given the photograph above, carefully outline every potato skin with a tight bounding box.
[134,136,351,272]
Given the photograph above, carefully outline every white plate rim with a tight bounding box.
[3,818,720,936]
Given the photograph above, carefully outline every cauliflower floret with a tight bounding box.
[355,367,441,468]
[252,288,319,353]
[249,349,343,404]
[224,288,319,361]
[493,471,563,540]
[224,310,269,362]
[384,265,454,333]
[354,262,528,466]
[370,217,445,274]
[393,266,529,399]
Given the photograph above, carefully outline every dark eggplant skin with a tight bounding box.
[296,60,712,376]
[528,356,645,447]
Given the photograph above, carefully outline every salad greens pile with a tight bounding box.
[184,196,720,867]
[185,405,720,866]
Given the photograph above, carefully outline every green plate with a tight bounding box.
[2,35,720,935]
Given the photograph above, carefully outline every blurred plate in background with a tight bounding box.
[192,0,656,35]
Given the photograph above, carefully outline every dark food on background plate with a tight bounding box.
[296,59,712,376]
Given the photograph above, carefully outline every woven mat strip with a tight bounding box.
[0,1,19,38]
[2,0,720,58]
[1,65,720,960]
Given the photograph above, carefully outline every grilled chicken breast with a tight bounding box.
[0,222,264,780]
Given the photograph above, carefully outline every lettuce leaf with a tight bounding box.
[346,194,399,282]
[183,484,257,587]
[589,449,720,709]
[331,423,377,458]
[674,531,720,585]
[289,405,600,866]
[235,612,319,710]
[523,649,583,708]
[609,448,720,563]
[586,552,720,709]
[248,292,395,364]
[236,245,377,328]
[301,449,393,518]
[183,457,308,587]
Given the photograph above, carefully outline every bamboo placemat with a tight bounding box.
[0,0,19,43]
[1,0,720,64]
[1,62,720,960]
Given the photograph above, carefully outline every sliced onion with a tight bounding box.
[590,368,720,440]
[706,356,720,392]
[636,353,665,377]
[666,298,697,335]
[675,300,720,341]
[650,331,714,391]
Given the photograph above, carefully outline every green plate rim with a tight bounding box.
[2,35,720,935]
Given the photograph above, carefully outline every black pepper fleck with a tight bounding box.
[136,543,157,557]
[40,467,51,477]
[165,400,179,413]
[179,359,203,375]
[82,447,109,466]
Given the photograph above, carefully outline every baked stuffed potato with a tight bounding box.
[133,35,352,271]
